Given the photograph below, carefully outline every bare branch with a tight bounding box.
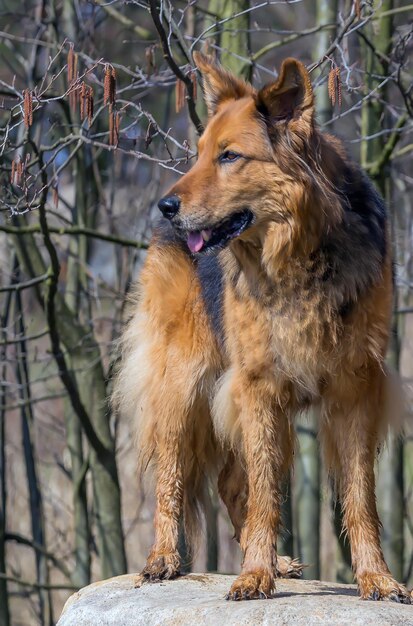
[148,0,203,134]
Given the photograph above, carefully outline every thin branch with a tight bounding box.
[378,4,413,18]
[30,142,113,467]
[94,0,152,40]
[0,573,77,591]
[251,23,337,64]
[148,0,203,135]
[309,10,358,72]
[1,392,66,412]
[0,273,48,293]
[368,114,408,178]
[0,329,49,347]
[5,533,72,581]
[393,143,413,160]
[0,224,148,249]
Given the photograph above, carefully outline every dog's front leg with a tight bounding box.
[226,377,293,600]
[135,432,183,586]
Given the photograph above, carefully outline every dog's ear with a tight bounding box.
[193,51,252,117]
[256,58,314,131]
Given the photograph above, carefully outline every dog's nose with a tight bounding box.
[158,195,180,219]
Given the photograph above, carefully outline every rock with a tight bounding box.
[58,573,413,626]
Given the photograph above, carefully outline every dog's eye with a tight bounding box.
[219,151,241,163]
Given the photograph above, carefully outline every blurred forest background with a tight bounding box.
[0,0,412,624]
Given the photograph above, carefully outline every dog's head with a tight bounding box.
[159,53,322,256]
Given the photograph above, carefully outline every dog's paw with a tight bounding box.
[358,572,411,604]
[276,555,305,579]
[225,571,275,601]
[134,552,181,587]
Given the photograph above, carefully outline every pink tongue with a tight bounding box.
[187,231,204,253]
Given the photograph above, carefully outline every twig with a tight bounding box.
[0,273,48,293]
[0,573,77,591]
[94,0,152,40]
[1,392,66,412]
[0,224,148,249]
[378,4,413,18]
[251,23,337,64]
[5,533,72,581]
[0,329,49,347]
[368,114,408,178]
[148,0,203,135]
[393,143,413,160]
[30,142,113,467]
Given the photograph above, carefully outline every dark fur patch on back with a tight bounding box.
[341,167,387,260]
[319,164,388,319]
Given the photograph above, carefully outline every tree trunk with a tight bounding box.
[14,263,53,625]
[63,140,96,588]
[0,293,11,626]
[293,0,340,579]
[207,0,251,80]
[294,414,320,578]
[11,229,127,578]
[278,475,293,559]
[205,484,219,572]
[360,0,404,582]
[313,0,339,125]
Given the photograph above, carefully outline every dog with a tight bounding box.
[113,52,410,602]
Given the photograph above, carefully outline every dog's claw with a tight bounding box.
[276,556,305,579]
[371,589,380,601]
[137,552,180,586]
[388,593,400,603]
[359,573,410,604]
[389,592,410,605]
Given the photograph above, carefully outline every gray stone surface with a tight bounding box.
[57,573,413,626]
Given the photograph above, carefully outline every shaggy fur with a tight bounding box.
[114,53,409,602]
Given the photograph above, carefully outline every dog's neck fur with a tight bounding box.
[227,130,344,276]
[222,130,386,316]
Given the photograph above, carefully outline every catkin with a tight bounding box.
[190,71,197,101]
[104,64,116,106]
[328,68,336,106]
[175,79,185,113]
[67,43,75,84]
[336,67,342,108]
[52,184,59,208]
[108,105,119,146]
[80,81,86,120]
[145,46,155,76]
[87,86,94,125]
[16,158,23,184]
[23,89,33,127]
[328,66,342,108]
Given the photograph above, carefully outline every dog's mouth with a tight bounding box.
[182,209,254,254]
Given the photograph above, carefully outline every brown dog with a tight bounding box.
[114,53,409,602]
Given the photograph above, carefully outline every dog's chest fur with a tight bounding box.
[223,254,338,398]
[220,214,386,401]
